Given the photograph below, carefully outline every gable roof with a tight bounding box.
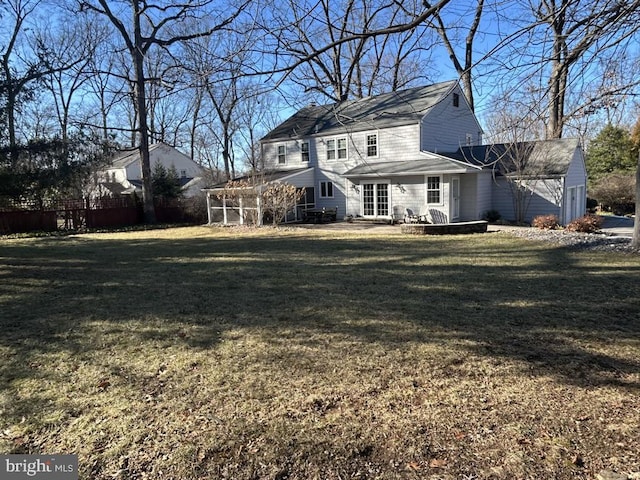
[109,142,192,169]
[445,138,581,177]
[262,80,459,141]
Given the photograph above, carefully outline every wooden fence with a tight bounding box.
[0,197,199,234]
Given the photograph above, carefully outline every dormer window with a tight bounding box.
[453,93,460,108]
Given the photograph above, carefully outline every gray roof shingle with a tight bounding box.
[261,80,458,141]
[445,138,580,177]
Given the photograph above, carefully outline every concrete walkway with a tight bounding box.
[598,215,635,237]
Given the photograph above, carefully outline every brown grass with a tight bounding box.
[1,225,639,479]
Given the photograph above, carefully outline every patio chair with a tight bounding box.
[418,204,431,223]
[392,205,405,224]
[404,208,420,223]
[429,208,448,224]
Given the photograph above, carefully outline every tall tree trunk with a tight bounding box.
[632,152,640,249]
[132,2,155,223]
[546,48,567,139]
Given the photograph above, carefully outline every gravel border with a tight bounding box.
[501,227,637,253]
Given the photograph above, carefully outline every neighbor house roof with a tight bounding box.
[343,152,482,178]
[261,80,458,141]
[445,138,580,177]
[109,142,192,169]
[129,176,198,190]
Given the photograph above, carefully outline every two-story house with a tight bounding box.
[209,80,586,225]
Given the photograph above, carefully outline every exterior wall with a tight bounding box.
[492,177,563,224]
[562,149,588,224]
[262,139,315,170]
[263,123,423,217]
[474,171,493,219]
[459,173,486,221]
[344,176,426,219]
[124,144,203,181]
[420,85,483,153]
[344,173,491,223]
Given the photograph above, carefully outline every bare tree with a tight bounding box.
[41,15,108,141]
[78,0,249,223]
[263,0,452,102]
[1,0,83,151]
[429,0,484,111]
[501,0,640,139]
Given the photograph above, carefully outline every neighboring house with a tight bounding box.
[95,142,205,198]
[210,80,586,225]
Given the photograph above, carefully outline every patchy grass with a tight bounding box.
[1,226,639,479]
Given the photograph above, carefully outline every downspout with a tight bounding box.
[344,177,349,218]
[206,191,212,225]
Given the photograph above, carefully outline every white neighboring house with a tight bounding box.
[95,142,205,198]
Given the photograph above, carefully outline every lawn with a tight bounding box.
[1,226,639,479]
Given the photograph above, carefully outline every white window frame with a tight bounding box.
[426,175,443,205]
[277,144,286,165]
[319,181,334,198]
[301,141,310,162]
[326,136,348,161]
[360,180,391,218]
[366,132,378,158]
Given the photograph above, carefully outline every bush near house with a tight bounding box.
[532,214,560,230]
[565,214,603,233]
[590,172,636,215]
[482,209,501,222]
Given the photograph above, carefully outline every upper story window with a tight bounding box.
[277,145,286,164]
[326,136,347,160]
[366,133,378,157]
[301,142,310,162]
[426,176,441,204]
[453,93,460,108]
[180,169,187,178]
[465,134,473,146]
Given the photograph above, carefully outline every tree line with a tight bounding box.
[1,0,639,229]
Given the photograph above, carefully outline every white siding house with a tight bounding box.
[217,80,587,226]
[96,142,205,198]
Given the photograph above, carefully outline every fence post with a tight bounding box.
[222,195,228,225]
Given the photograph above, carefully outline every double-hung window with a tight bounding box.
[320,181,334,198]
[426,176,441,204]
[301,142,310,162]
[366,133,378,157]
[326,137,347,160]
[277,145,286,165]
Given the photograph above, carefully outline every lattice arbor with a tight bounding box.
[209,180,305,226]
